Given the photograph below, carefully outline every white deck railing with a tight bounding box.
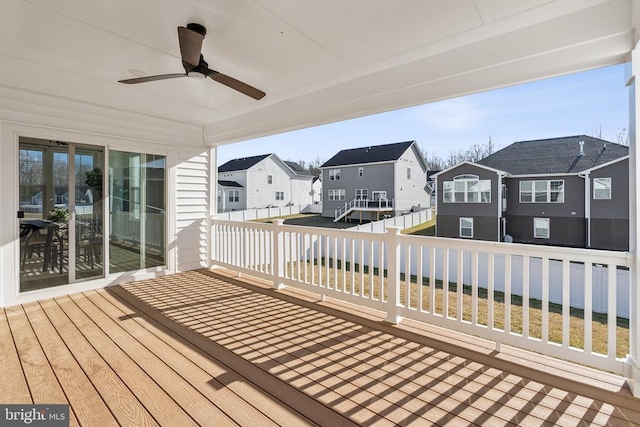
[211,218,634,377]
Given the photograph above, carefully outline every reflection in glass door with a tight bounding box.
[18,137,104,292]
[109,151,166,272]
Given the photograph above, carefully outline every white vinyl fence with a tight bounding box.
[216,204,308,221]
[350,208,432,232]
[211,218,633,375]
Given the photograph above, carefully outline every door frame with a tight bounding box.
[1,122,177,307]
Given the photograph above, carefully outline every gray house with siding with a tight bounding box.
[434,136,629,250]
[320,141,430,220]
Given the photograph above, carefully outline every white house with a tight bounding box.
[217,154,313,212]
[311,177,322,204]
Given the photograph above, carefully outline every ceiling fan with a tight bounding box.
[119,23,266,100]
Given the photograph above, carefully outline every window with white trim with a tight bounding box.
[355,189,368,200]
[533,218,550,239]
[275,191,284,200]
[443,175,490,203]
[329,169,341,181]
[520,180,564,203]
[593,177,611,199]
[358,167,363,177]
[328,189,345,201]
[459,217,473,238]
[228,190,239,203]
[267,175,273,184]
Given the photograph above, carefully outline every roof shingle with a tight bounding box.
[321,141,415,168]
[218,154,271,172]
[477,135,628,175]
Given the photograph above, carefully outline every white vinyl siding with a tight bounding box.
[593,177,611,199]
[520,180,564,203]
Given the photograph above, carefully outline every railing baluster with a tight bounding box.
[584,262,593,354]
[379,240,385,302]
[562,259,570,348]
[542,257,549,343]
[607,264,617,359]
[369,239,375,300]
[418,246,424,312]
[342,237,347,292]
[405,244,412,308]
[429,246,436,315]
[505,254,511,334]
[457,249,463,321]
[471,250,478,326]
[359,239,365,298]
[487,252,495,330]
[442,248,449,318]
[522,255,530,339]
[333,235,338,291]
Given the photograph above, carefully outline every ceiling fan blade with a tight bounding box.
[119,73,186,84]
[209,71,266,100]
[178,26,204,67]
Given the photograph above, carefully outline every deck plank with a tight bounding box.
[39,298,159,427]
[22,302,118,427]
[54,295,198,427]
[5,305,79,427]
[0,308,31,404]
[110,283,359,427]
[84,289,297,427]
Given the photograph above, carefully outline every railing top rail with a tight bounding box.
[400,233,631,267]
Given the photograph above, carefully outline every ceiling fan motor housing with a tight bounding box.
[186,23,206,37]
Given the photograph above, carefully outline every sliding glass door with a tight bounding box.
[18,138,167,292]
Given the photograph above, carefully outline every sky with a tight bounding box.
[218,64,629,166]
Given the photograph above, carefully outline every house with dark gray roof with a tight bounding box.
[433,135,629,250]
[320,141,430,221]
[217,153,313,212]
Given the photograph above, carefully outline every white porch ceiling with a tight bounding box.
[0,0,637,146]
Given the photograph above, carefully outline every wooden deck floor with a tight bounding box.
[2,269,639,426]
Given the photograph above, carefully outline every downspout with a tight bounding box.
[497,172,507,241]
[579,171,590,248]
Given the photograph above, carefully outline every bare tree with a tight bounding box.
[591,125,603,139]
[444,136,495,167]
[615,127,630,146]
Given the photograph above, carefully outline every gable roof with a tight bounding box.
[218,154,271,172]
[477,135,628,175]
[321,141,415,168]
[284,161,305,173]
[218,180,244,188]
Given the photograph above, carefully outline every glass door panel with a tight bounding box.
[109,151,166,273]
[75,146,104,280]
[18,138,69,291]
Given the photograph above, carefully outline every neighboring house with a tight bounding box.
[320,141,430,221]
[217,154,314,212]
[434,135,629,250]
[311,177,322,204]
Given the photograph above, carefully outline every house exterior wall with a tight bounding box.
[589,158,629,250]
[504,175,585,247]
[289,177,313,206]
[217,170,247,212]
[435,163,500,241]
[311,179,322,203]
[321,161,395,217]
[393,145,430,213]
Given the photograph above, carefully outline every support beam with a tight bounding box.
[627,48,640,398]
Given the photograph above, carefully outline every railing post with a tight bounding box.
[272,219,285,290]
[385,226,402,324]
